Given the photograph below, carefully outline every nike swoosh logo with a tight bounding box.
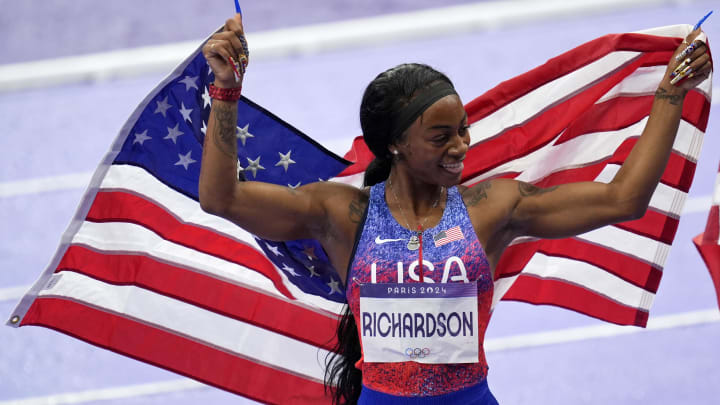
[375,236,405,245]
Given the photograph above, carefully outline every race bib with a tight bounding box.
[359,282,479,364]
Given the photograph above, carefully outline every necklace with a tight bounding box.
[387,178,444,251]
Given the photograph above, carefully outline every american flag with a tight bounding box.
[694,161,720,310]
[433,226,465,247]
[7,24,712,404]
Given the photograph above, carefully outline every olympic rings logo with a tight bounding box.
[405,347,431,359]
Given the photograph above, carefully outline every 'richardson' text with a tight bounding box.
[361,311,474,338]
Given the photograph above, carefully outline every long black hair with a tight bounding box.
[324,63,454,404]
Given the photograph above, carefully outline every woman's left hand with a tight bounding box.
[663,28,713,90]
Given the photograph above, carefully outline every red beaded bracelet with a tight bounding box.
[209,83,242,102]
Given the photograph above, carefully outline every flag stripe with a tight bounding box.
[32,271,330,381]
[21,298,329,404]
[465,31,682,125]
[464,117,704,184]
[87,191,296,299]
[57,245,339,350]
[496,274,649,326]
[497,238,662,293]
[69,220,343,314]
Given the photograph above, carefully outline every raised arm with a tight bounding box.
[473,29,712,241]
[197,14,362,249]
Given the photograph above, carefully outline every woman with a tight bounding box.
[199,14,711,405]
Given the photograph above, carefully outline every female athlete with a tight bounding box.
[199,13,712,405]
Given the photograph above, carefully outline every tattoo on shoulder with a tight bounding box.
[464,182,492,206]
[654,87,686,106]
[518,182,558,197]
[348,196,368,224]
[211,102,238,158]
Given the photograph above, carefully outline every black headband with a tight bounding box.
[389,81,458,142]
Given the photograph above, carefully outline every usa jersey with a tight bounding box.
[346,182,494,397]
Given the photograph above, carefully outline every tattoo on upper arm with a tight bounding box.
[518,182,558,197]
[654,87,686,106]
[464,182,491,206]
[211,103,238,159]
[348,197,368,224]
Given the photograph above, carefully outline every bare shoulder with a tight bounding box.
[461,178,518,208]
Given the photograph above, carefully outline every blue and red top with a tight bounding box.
[346,182,494,397]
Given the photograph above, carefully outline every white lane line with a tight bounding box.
[1,308,717,404]
[0,0,681,92]
[0,379,205,405]
[0,286,30,302]
[486,308,720,352]
[0,172,92,198]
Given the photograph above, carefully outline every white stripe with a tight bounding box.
[4,307,717,405]
[71,220,342,315]
[99,165,344,314]
[465,117,703,186]
[469,50,641,145]
[714,172,720,205]
[598,64,713,104]
[0,0,682,92]
[576,225,670,267]
[520,253,655,311]
[100,165,255,246]
[595,164,687,218]
[38,271,329,381]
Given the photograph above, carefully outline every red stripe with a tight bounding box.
[496,238,662,293]
[693,234,720,310]
[21,298,331,405]
[463,54,657,179]
[57,245,338,350]
[465,33,681,122]
[86,191,296,299]
[502,275,649,327]
[615,210,679,245]
[465,137,698,193]
[702,205,720,242]
[556,90,710,145]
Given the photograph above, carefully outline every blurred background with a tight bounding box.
[1,0,718,404]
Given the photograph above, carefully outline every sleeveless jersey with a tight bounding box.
[346,182,494,397]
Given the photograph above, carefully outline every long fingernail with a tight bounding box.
[673,58,692,75]
[670,66,693,85]
[675,42,697,61]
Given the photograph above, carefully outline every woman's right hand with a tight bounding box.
[202,13,249,89]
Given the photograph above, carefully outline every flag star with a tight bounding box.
[318,178,326,182]
[133,129,151,145]
[179,75,199,91]
[275,150,296,172]
[179,102,193,123]
[174,151,196,170]
[154,96,172,117]
[327,278,343,295]
[282,263,300,277]
[288,181,301,189]
[266,243,283,257]
[201,120,207,135]
[307,265,320,278]
[245,156,265,178]
[236,124,254,146]
[164,124,184,144]
[202,87,211,108]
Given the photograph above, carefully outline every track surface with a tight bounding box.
[1,1,718,404]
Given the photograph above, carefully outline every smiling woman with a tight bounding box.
[197,12,712,405]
